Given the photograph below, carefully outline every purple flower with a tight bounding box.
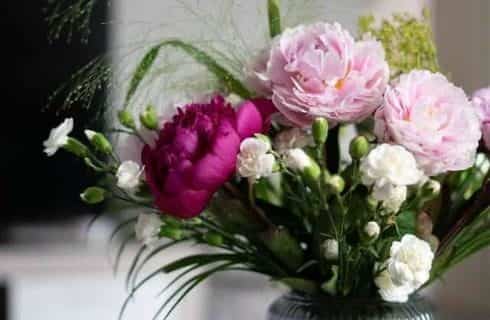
[250,22,389,127]
[471,87,490,149]
[375,70,481,176]
[142,96,276,218]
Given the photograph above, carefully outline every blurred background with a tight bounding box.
[1,0,489,319]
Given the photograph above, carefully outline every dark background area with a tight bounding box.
[2,1,108,230]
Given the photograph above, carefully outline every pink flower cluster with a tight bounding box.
[142,96,275,218]
[472,87,490,150]
[375,70,481,176]
[249,22,389,127]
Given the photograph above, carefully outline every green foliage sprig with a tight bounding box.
[358,9,439,78]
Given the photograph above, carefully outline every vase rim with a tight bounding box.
[285,290,424,306]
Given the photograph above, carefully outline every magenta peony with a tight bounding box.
[375,70,481,176]
[142,96,276,218]
[251,22,389,127]
[472,87,490,149]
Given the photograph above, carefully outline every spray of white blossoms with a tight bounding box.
[360,144,425,214]
[237,136,275,181]
[375,235,434,302]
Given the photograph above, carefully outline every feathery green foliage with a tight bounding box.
[46,0,100,43]
[124,40,252,109]
[358,9,439,77]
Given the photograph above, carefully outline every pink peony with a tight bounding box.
[375,70,481,176]
[471,87,490,149]
[252,22,389,127]
[142,96,275,218]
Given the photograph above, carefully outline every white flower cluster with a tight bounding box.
[116,161,143,192]
[237,137,275,180]
[43,118,73,156]
[135,213,162,248]
[360,144,425,213]
[375,235,434,303]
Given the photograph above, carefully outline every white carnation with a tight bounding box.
[43,118,74,156]
[375,235,434,303]
[237,137,275,180]
[322,239,339,261]
[274,128,314,154]
[284,148,313,171]
[364,221,380,239]
[375,270,413,303]
[361,144,425,213]
[116,161,143,191]
[361,144,425,187]
[135,213,162,247]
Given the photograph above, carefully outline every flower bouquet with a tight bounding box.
[44,1,489,319]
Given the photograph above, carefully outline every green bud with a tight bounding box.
[303,161,321,187]
[140,105,159,130]
[321,265,338,296]
[421,179,441,198]
[84,130,112,154]
[349,136,370,160]
[325,175,345,194]
[366,196,379,211]
[80,187,106,204]
[118,110,136,129]
[160,225,183,240]
[312,117,329,146]
[203,232,224,246]
[64,137,89,157]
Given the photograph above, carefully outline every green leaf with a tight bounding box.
[279,278,318,294]
[255,176,283,207]
[162,253,245,273]
[124,40,251,108]
[267,0,282,37]
[396,210,416,236]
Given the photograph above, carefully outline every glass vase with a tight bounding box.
[267,291,437,320]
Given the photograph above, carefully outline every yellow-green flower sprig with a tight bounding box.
[358,9,439,78]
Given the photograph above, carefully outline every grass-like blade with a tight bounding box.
[162,253,245,273]
[268,0,282,37]
[114,232,135,275]
[155,262,238,320]
[130,239,190,290]
[125,244,147,291]
[124,39,252,108]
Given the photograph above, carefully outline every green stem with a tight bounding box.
[268,0,281,37]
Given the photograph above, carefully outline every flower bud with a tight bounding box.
[312,117,329,146]
[325,174,345,194]
[421,179,441,198]
[140,104,159,130]
[84,130,113,154]
[203,232,224,246]
[118,109,136,129]
[363,221,380,240]
[366,196,379,211]
[321,265,338,296]
[322,239,339,261]
[416,211,433,237]
[284,149,321,186]
[349,136,370,160]
[80,186,106,204]
[159,225,184,240]
[64,137,89,157]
